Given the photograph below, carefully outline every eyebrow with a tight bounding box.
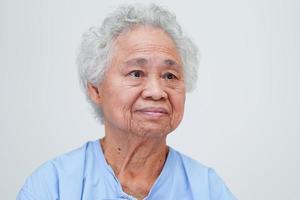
[125,58,148,67]
[124,58,181,68]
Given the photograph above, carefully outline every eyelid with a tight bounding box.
[162,72,179,80]
[127,70,145,77]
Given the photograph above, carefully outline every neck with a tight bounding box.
[100,128,169,199]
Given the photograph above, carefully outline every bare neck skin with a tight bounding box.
[100,129,169,199]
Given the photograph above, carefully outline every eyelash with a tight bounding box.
[162,72,178,80]
[128,70,144,78]
[127,70,178,80]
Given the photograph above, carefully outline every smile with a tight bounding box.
[136,107,169,117]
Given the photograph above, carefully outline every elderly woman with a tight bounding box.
[17,4,236,200]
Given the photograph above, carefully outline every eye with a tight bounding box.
[128,70,144,78]
[163,72,177,80]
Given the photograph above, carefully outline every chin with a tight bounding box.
[130,121,173,138]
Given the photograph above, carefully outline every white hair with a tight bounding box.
[77,3,199,123]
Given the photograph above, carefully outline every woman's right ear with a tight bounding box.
[87,82,102,105]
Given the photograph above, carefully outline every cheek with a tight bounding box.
[171,92,186,121]
[102,86,139,120]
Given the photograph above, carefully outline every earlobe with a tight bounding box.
[87,82,102,104]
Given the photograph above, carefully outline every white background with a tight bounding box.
[1,0,299,199]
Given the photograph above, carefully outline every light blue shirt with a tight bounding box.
[17,140,237,200]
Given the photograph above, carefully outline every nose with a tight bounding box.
[141,76,167,100]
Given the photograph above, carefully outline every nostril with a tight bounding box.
[142,89,167,101]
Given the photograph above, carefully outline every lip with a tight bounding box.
[136,107,169,117]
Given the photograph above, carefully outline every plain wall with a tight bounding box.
[1,0,299,199]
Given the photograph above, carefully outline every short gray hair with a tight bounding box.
[77,3,199,123]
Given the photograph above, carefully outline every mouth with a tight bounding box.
[136,107,169,117]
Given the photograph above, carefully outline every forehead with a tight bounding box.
[110,26,182,66]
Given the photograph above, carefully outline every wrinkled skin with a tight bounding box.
[89,26,185,138]
[87,25,186,199]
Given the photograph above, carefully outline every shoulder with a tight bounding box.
[51,140,95,173]
[171,148,237,200]
[17,141,96,200]
[17,160,59,200]
[171,148,210,177]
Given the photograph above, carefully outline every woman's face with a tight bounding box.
[90,26,186,137]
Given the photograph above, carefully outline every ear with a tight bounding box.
[87,82,102,105]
